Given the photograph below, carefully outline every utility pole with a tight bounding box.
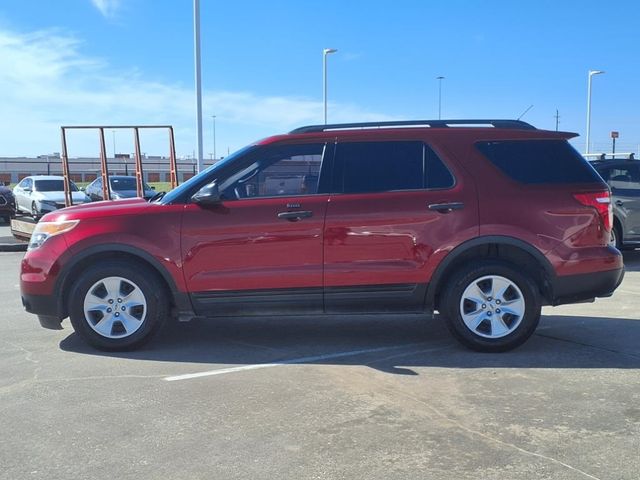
[211,115,217,160]
[436,76,445,119]
[193,0,204,172]
[554,109,560,131]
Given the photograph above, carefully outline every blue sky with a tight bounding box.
[1,0,639,158]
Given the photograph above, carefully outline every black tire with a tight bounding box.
[31,202,39,220]
[611,223,622,250]
[68,260,169,351]
[441,260,541,352]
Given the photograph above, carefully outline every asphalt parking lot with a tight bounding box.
[1,222,638,480]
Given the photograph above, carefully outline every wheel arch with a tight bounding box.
[56,244,192,319]
[426,236,555,310]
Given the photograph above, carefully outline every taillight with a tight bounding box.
[573,191,612,232]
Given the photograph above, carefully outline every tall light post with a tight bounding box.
[323,48,338,124]
[211,115,217,160]
[193,0,204,172]
[436,76,445,120]
[585,70,605,154]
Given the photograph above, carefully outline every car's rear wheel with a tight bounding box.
[441,260,541,352]
[68,260,169,350]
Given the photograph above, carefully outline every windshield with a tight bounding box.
[34,180,79,192]
[160,145,256,204]
[110,177,151,191]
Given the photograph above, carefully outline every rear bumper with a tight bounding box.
[22,293,59,317]
[551,267,625,306]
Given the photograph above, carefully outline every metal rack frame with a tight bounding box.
[60,125,179,207]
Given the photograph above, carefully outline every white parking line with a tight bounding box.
[164,343,431,382]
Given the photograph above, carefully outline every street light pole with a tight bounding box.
[193,0,204,172]
[585,70,604,154]
[211,115,217,160]
[323,48,337,124]
[436,76,445,120]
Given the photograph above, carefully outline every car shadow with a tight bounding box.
[58,249,640,374]
[622,248,640,272]
[59,312,640,373]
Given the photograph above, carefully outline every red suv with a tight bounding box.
[20,120,624,352]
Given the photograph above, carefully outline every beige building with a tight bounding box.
[0,154,213,185]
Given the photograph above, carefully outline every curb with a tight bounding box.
[0,242,27,252]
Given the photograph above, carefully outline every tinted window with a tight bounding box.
[426,146,455,189]
[476,140,602,184]
[110,177,152,191]
[219,143,325,199]
[336,141,453,194]
[34,180,78,192]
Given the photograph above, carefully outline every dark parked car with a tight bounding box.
[591,158,640,249]
[0,182,16,223]
[20,119,623,352]
[85,175,156,201]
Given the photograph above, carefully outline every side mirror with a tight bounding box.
[151,186,156,190]
[191,182,221,206]
[24,188,32,193]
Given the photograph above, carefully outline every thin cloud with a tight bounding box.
[0,27,392,156]
[91,0,121,18]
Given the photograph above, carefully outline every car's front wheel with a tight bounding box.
[441,260,541,352]
[31,201,40,220]
[68,260,169,350]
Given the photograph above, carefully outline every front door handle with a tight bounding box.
[277,210,313,221]
[428,202,464,213]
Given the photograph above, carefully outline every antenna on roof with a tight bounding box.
[517,104,534,120]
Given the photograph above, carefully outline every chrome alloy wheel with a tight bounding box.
[83,276,147,339]
[459,275,525,339]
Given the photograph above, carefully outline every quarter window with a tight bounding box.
[476,140,602,184]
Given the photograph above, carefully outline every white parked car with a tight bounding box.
[13,175,90,219]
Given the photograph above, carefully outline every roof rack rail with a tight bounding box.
[584,152,636,161]
[289,119,536,134]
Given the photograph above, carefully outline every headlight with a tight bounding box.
[40,200,57,206]
[28,220,79,250]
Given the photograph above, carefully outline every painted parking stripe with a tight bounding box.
[164,342,438,382]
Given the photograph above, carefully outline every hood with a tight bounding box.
[42,197,151,222]
[34,191,90,203]
[0,186,13,196]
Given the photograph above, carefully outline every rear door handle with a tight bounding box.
[428,202,464,213]
[615,200,623,207]
[277,210,313,221]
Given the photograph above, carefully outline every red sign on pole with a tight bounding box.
[611,131,619,139]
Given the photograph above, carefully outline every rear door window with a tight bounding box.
[335,141,454,194]
[476,140,602,184]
